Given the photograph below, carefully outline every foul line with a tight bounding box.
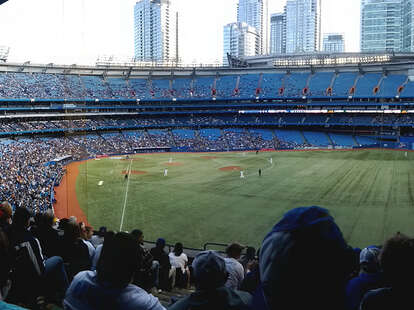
[119,159,133,231]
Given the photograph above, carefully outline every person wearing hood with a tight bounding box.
[254,206,357,310]
[168,250,252,310]
[64,232,165,310]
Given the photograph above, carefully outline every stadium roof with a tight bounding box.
[235,52,414,68]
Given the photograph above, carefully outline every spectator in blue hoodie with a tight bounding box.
[254,206,357,310]
[345,246,384,310]
[64,232,165,310]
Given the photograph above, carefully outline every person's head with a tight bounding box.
[12,207,32,229]
[85,226,94,240]
[192,251,228,290]
[380,232,414,288]
[58,218,69,231]
[173,242,183,256]
[359,246,381,274]
[64,220,81,243]
[40,209,55,228]
[0,201,12,225]
[156,238,166,250]
[245,246,256,260]
[226,242,244,259]
[259,206,354,310]
[130,229,144,244]
[98,226,107,238]
[97,232,141,288]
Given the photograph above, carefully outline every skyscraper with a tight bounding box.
[284,0,321,53]
[237,0,269,55]
[223,22,260,63]
[134,0,177,63]
[360,0,402,52]
[323,33,345,53]
[270,13,285,54]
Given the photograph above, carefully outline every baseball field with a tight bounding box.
[54,149,414,249]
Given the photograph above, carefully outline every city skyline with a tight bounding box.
[0,0,360,65]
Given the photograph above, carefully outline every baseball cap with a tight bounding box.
[360,246,380,264]
[360,246,380,272]
[192,251,227,289]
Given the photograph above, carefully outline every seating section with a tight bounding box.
[332,72,357,96]
[308,72,334,97]
[274,130,305,144]
[0,71,413,99]
[283,73,309,97]
[199,128,221,140]
[354,73,382,97]
[400,79,414,98]
[261,73,284,97]
[329,133,356,147]
[378,74,406,97]
[355,136,379,146]
[303,131,331,146]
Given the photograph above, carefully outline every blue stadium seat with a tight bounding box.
[354,73,382,97]
[303,131,331,146]
[261,73,284,97]
[332,72,358,97]
[216,76,237,98]
[274,130,305,144]
[378,74,406,97]
[308,72,334,97]
[329,133,356,147]
[284,73,309,97]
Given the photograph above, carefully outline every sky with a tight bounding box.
[0,0,361,65]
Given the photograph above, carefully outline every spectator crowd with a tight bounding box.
[0,205,412,310]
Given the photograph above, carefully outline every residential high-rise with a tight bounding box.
[360,0,402,52]
[270,13,285,54]
[284,0,321,53]
[134,0,177,63]
[223,22,260,63]
[323,33,345,52]
[237,0,269,55]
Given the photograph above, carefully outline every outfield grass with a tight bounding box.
[74,150,414,249]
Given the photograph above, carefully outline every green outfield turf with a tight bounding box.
[74,150,414,249]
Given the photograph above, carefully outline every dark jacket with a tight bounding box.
[168,286,252,310]
[7,226,45,304]
[32,225,61,259]
[60,237,91,279]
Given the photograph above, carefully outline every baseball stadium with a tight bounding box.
[2,51,414,308]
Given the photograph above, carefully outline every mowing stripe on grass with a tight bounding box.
[119,159,133,232]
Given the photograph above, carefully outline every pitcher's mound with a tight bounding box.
[201,156,217,159]
[121,170,147,175]
[165,162,183,166]
[220,166,242,171]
